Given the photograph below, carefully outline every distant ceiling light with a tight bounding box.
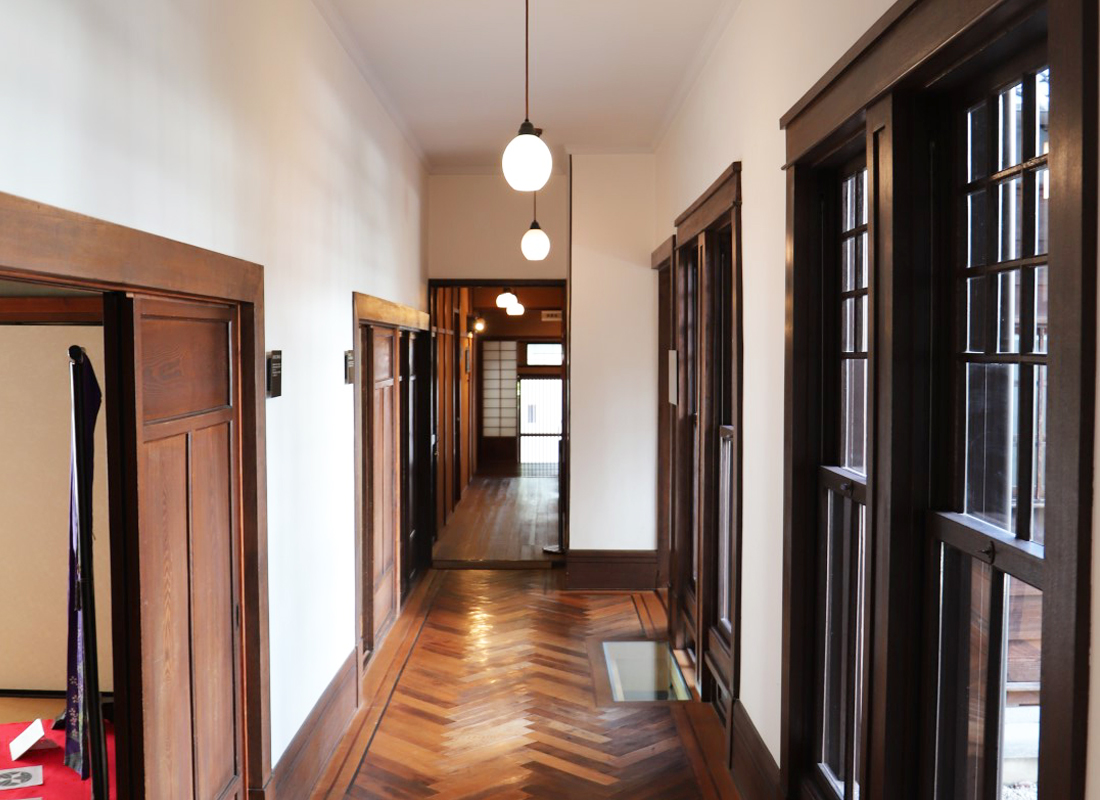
[521,193,551,261]
[506,302,526,316]
[473,317,487,332]
[496,289,518,308]
[501,0,552,192]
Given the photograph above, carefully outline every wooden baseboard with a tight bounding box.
[268,649,357,800]
[566,549,658,589]
[731,700,781,800]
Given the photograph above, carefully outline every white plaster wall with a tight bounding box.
[569,154,657,551]
[0,327,112,692]
[653,0,898,765]
[0,0,427,763]
[429,173,568,280]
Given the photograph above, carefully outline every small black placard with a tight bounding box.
[267,350,282,398]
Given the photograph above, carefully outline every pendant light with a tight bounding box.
[521,192,551,261]
[501,0,552,192]
[506,302,526,316]
[496,288,518,308]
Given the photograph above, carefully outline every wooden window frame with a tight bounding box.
[781,0,1096,798]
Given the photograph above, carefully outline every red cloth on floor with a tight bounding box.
[0,720,116,799]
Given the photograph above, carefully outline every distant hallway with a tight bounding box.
[432,469,560,566]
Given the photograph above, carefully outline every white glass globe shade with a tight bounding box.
[506,302,526,317]
[496,291,517,308]
[502,134,552,192]
[521,226,551,261]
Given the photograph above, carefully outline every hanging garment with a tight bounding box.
[64,353,101,778]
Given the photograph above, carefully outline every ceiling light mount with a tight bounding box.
[502,0,552,192]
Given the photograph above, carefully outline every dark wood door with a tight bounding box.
[368,325,400,644]
[109,296,244,800]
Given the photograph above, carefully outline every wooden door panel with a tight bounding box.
[190,422,240,800]
[369,327,399,643]
[141,315,231,421]
[138,435,195,798]
[122,297,244,799]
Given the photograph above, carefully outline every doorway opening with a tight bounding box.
[429,281,567,567]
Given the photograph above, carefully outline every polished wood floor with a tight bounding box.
[313,570,733,799]
[432,474,559,566]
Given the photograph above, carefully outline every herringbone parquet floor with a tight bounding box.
[334,570,709,799]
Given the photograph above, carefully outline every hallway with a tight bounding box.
[313,570,731,799]
[432,475,560,566]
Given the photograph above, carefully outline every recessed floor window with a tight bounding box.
[602,641,690,702]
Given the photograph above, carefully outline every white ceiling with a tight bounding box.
[314,0,740,173]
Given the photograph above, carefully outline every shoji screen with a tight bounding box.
[482,341,517,439]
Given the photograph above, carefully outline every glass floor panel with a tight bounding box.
[602,640,691,702]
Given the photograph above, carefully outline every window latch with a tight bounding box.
[979,542,996,564]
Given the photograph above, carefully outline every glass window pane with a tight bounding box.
[860,169,868,226]
[1036,69,1050,157]
[997,269,1022,354]
[969,102,989,182]
[998,177,1023,263]
[999,576,1041,798]
[718,437,733,631]
[1031,365,1047,545]
[1034,167,1049,256]
[967,276,988,353]
[842,175,856,232]
[843,359,868,474]
[852,504,867,800]
[820,490,848,786]
[965,363,1019,533]
[842,237,856,292]
[842,298,855,353]
[1034,266,1048,354]
[999,82,1024,170]
[968,191,988,268]
[858,231,868,289]
[526,342,564,366]
[934,546,993,800]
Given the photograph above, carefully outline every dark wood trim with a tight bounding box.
[1040,0,1097,795]
[353,291,429,332]
[0,295,103,323]
[652,235,675,270]
[0,191,262,301]
[674,163,741,228]
[566,550,658,590]
[780,0,1044,164]
[268,650,357,800]
[428,278,567,288]
[730,700,781,800]
[675,164,742,245]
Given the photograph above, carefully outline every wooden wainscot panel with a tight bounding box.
[269,651,357,800]
[731,700,781,800]
[566,550,658,590]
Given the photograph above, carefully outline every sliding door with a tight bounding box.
[366,325,400,645]
[109,296,244,800]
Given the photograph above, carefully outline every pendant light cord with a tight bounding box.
[533,191,537,220]
[525,0,530,120]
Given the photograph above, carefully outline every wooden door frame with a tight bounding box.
[351,292,429,693]
[0,191,272,798]
[652,237,675,593]
[427,278,569,544]
[780,0,1096,797]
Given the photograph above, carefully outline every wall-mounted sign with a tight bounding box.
[344,350,354,384]
[541,309,563,322]
[266,351,282,398]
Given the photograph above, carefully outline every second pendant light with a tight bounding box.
[521,192,550,261]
